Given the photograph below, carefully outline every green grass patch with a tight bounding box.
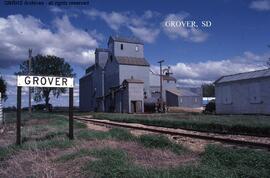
[0,145,18,161]
[108,128,135,141]
[76,128,135,141]
[93,113,270,136]
[21,137,74,150]
[198,145,270,178]
[83,148,144,178]
[79,145,270,178]
[138,134,185,154]
[76,129,108,140]
[76,128,184,154]
[57,148,92,162]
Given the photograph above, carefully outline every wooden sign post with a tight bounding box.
[16,75,74,145]
[0,92,3,124]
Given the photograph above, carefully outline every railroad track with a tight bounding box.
[74,115,270,150]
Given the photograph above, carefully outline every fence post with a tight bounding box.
[16,86,22,145]
[69,88,74,139]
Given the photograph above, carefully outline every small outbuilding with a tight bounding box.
[166,89,202,108]
[214,68,270,114]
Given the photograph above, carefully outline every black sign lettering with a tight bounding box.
[25,76,31,85]
[62,78,68,86]
[33,77,39,85]
[40,77,46,85]
[55,77,60,86]
[48,77,53,85]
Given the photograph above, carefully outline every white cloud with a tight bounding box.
[0,14,99,67]
[84,9,160,43]
[84,9,128,30]
[128,26,160,43]
[162,13,208,43]
[250,0,270,11]
[151,51,269,87]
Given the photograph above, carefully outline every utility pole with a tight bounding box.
[158,60,164,112]
[28,49,32,115]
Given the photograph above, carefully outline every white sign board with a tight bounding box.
[17,75,74,88]
[0,92,2,124]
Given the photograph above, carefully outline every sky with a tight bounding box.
[0,0,270,107]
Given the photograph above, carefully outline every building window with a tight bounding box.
[135,46,139,52]
[194,98,198,103]
[120,44,124,50]
[179,98,183,103]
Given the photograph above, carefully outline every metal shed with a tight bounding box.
[166,89,202,108]
[214,68,270,114]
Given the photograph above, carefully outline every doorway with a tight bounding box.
[131,100,142,113]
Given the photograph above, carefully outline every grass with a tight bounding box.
[1,111,270,177]
[56,148,92,162]
[83,148,140,178]
[76,128,184,154]
[92,113,270,136]
[0,145,18,161]
[58,145,270,178]
[139,134,185,154]
[22,137,74,150]
[76,127,135,141]
[0,111,81,160]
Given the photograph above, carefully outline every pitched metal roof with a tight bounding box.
[123,79,144,84]
[214,68,270,84]
[115,56,150,66]
[85,64,96,74]
[166,89,199,97]
[108,36,143,44]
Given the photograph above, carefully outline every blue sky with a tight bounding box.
[0,0,270,107]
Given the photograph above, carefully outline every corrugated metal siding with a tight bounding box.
[104,59,120,95]
[114,42,144,58]
[119,65,150,97]
[166,90,202,108]
[215,77,270,114]
[79,74,93,111]
[178,96,202,108]
[166,91,178,106]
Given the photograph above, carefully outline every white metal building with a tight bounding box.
[214,68,270,114]
[80,36,203,113]
[166,89,202,108]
